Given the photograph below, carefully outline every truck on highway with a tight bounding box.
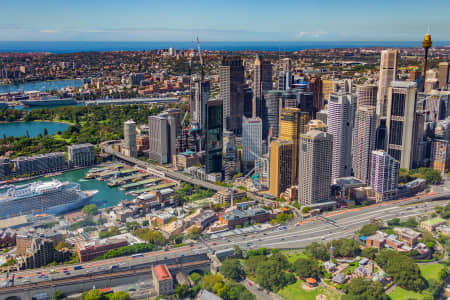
[73,266,83,270]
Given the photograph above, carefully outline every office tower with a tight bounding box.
[356,84,377,109]
[279,58,292,72]
[386,81,417,170]
[431,139,450,175]
[425,69,439,93]
[243,87,253,118]
[220,56,245,135]
[422,30,432,87]
[377,49,399,117]
[328,93,355,182]
[278,71,293,91]
[189,76,210,130]
[309,76,323,115]
[242,117,263,165]
[149,115,176,164]
[298,130,333,206]
[439,62,449,90]
[67,143,95,167]
[253,55,272,118]
[352,106,377,184]
[262,90,282,139]
[223,131,239,181]
[279,108,309,181]
[269,140,294,198]
[123,119,137,158]
[322,80,334,102]
[307,119,328,132]
[316,109,328,125]
[205,99,223,173]
[295,90,315,118]
[370,150,399,202]
[375,118,387,150]
[417,91,449,122]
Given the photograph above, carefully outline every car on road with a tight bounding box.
[131,253,144,258]
[98,267,105,271]
[65,272,70,275]
[73,266,83,270]
[280,238,285,241]
[321,236,325,240]
[23,279,30,283]
[212,242,217,245]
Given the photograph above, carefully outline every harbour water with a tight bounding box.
[0,79,82,93]
[0,121,70,138]
[15,168,134,209]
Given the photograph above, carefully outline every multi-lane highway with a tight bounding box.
[3,189,449,290]
[206,198,449,251]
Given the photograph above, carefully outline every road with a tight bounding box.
[101,144,226,192]
[6,246,206,286]
[205,197,450,251]
[3,180,449,289]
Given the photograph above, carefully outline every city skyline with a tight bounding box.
[0,0,450,42]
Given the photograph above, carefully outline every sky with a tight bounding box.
[0,0,449,42]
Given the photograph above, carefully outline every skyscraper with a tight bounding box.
[298,130,333,207]
[149,115,171,164]
[328,92,355,182]
[352,106,377,184]
[307,119,328,132]
[439,62,450,90]
[189,76,210,130]
[223,131,239,181]
[309,75,324,115]
[356,84,377,109]
[205,99,223,173]
[279,107,309,181]
[370,150,399,202]
[123,119,137,158]
[220,56,245,135]
[253,55,272,118]
[386,81,417,170]
[262,90,282,139]
[242,117,263,165]
[278,71,293,91]
[269,140,294,198]
[377,49,399,117]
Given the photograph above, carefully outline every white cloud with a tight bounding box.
[297,31,328,39]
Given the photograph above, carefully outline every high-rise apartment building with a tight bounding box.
[279,108,309,181]
[386,81,417,170]
[352,106,377,184]
[14,152,66,176]
[328,92,355,182]
[123,119,137,158]
[377,49,399,117]
[298,130,333,206]
[242,117,263,164]
[439,62,450,90]
[220,56,245,134]
[253,55,272,118]
[189,76,210,130]
[67,143,95,167]
[205,99,223,173]
[269,140,294,198]
[370,150,399,202]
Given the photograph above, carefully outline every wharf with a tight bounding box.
[120,178,163,190]
[132,182,176,195]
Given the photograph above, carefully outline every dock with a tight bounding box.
[107,173,149,187]
[131,182,177,195]
[97,168,138,180]
[120,178,163,191]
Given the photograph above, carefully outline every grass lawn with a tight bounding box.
[388,287,423,300]
[278,280,341,300]
[419,263,446,282]
[282,251,310,263]
[53,134,72,143]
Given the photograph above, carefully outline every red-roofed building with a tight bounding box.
[152,264,173,295]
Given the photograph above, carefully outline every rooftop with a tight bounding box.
[154,264,172,281]
[421,217,447,226]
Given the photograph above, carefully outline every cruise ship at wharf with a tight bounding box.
[0,180,97,219]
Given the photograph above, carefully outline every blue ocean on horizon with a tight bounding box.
[0,41,449,53]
